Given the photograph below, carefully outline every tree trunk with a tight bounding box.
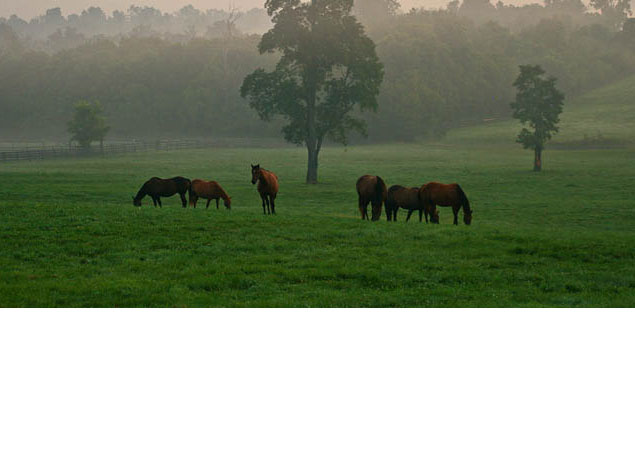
[305,63,318,183]
[533,147,542,172]
[306,146,318,184]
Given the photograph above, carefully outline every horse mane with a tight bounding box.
[456,184,471,212]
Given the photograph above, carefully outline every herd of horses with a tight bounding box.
[132,166,472,225]
[356,175,472,225]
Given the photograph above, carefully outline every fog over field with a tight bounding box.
[2,0,536,19]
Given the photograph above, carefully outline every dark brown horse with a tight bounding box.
[385,185,438,223]
[251,164,279,215]
[189,179,232,210]
[356,175,387,221]
[419,182,472,225]
[133,176,191,207]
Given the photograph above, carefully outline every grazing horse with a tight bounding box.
[419,182,472,225]
[251,164,279,215]
[385,185,438,223]
[356,175,387,221]
[133,176,190,208]
[189,179,232,210]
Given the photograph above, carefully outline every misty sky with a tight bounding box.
[1,0,533,20]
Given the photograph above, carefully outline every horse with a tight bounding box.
[251,164,279,215]
[418,182,472,225]
[132,176,191,208]
[356,175,387,221]
[189,179,232,210]
[385,185,438,223]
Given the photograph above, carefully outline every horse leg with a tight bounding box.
[266,195,271,215]
[270,196,276,214]
[151,196,157,207]
[261,196,267,215]
[157,197,162,208]
[206,199,211,209]
[358,196,366,220]
[453,206,459,225]
[216,198,219,209]
[419,209,423,222]
[180,193,187,208]
[191,196,198,208]
[406,210,413,222]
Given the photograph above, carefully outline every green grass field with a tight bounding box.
[1,78,635,307]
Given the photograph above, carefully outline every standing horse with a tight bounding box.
[356,175,387,221]
[385,185,438,222]
[133,176,190,208]
[251,164,279,215]
[189,179,232,210]
[419,182,472,225]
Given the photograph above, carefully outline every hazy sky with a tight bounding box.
[0,0,524,20]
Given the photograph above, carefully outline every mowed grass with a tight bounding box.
[0,142,634,307]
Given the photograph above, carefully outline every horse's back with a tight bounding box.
[192,179,224,198]
[357,175,380,198]
[390,185,420,209]
[420,182,460,206]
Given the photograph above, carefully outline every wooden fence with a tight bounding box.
[0,138,280,161]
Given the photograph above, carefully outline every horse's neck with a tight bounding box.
[134,185,147,200]
[218,186,229,201]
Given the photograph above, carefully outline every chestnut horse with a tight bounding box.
[385,185,438,223]
[356,175,387,221]
[133,176,190,207]
[419,182,472,225]
[189,179,232,210]
[251,164,279,215]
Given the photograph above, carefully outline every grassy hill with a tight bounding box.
[442,74,635,148]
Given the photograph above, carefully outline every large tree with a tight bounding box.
[67,100,110,150]
[510,65,564,172]
[240,0,384,184]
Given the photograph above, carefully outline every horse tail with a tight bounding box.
[187,181,196,206]
[456,184,470,212]
[375,176,386,202]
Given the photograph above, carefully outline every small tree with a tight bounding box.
[240,0,384,184]
[510,65,564,172]
[67,100,110,150]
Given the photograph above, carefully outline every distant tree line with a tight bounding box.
[0,5,272,52]
[1,0,634,142]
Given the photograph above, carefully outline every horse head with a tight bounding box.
[431,208,440,224]
[251,164,260,185]
[133,196,142,207]
[224,196,232,210]
[464,209,472,225]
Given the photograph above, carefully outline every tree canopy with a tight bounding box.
[67,100,110,149]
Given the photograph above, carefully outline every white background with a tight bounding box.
[1,310,634,475]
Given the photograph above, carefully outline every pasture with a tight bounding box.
[1,142,634,307]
